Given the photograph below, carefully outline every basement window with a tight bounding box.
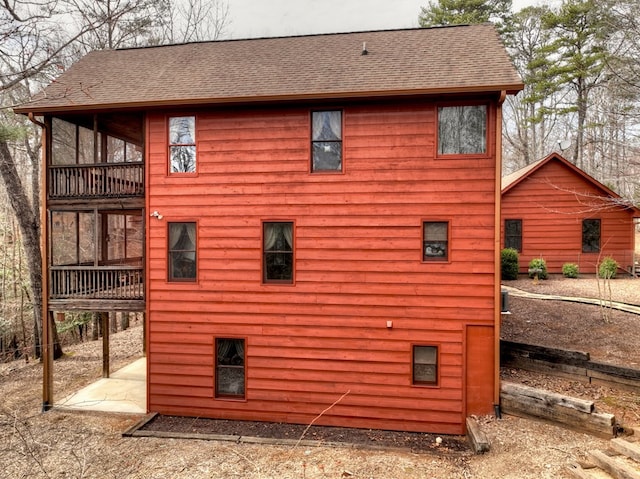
[169,116,196,173]
[216,338,245,399]
[413,345,438,385]
[311,110,342,172]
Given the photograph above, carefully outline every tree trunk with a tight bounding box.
[0,138,63,360]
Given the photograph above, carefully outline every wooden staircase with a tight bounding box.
[568,433,640,479]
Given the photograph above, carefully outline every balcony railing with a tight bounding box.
[50,266,144,300]
[48,163,144,199]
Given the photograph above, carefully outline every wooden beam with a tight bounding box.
[588,449,640,479]
[466,417,490,454]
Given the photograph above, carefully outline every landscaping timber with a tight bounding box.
[466,417,490,454]
[500,382,616,438]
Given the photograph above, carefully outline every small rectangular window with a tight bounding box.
[582,219,601,253]
[413,345,438,385]
[311,111,342,172]
[505,219,522,252]
[438,105,487,155]
[263,222,294,283]
[423,221,448,261]
[216,338,245,398]
[168,222,197,281]
[169,116,196,173]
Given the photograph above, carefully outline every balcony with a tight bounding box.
[48,163,144,200]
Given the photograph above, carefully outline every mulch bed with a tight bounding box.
[135,414,471,455]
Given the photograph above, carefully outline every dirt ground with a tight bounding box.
[1,276,638,478]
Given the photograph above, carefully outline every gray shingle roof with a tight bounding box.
[16,24,523,114]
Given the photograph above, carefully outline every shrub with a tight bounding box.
[528,258,548,280]
[562,263,579,278]
[501,248,519,280]
[598,257,619,279]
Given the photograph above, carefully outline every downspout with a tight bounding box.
[494,91,507,417]
[28,113,53,411]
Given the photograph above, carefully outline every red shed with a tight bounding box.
[502,153,640,275]
[17,25,523,434]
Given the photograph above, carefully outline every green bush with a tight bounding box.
[501,248,519,280]
[598,257,619,279]
[562,263,579,278]
[528,258,548,280]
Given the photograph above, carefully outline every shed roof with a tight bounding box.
[16,24,523,114]
[502,152,640,215]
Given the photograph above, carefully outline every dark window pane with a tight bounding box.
[312,141,342,171]
[423,221,448,261]
[216,338,245,398]
[582,219,600,253]
[505,219,522,252]
[438,105,487,155]
[264,222,294,282]
[168,222,196,281]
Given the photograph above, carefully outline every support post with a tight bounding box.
[101,312,110,377]
[42,311,54,411]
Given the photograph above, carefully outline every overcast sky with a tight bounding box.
[222,0,543,39]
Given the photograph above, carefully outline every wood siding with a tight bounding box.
[501,159,637,275]
[146,99,499,434]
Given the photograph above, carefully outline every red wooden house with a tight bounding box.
[17,25,523,435]
[501,153,640,275]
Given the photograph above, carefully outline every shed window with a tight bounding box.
[505,219,522,252]
[216,338,245,398]
[413,345,438,385]
[168,222,197,281]
[311,111,342,172]
[263,222,294,283]
[438,105,487,155]
[169,116,196,173]
[582,219,600,253]
[423,221,448,261]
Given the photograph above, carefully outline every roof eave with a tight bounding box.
[14,83,525,116]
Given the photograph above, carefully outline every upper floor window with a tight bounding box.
[582,219,600,253]
[311,111,342,172]
[169,116,196,173]
[168,222,197,281]
[505,219,522,252]
[423,221,449,261]
[263,222,294,283]
[438,105,487,155]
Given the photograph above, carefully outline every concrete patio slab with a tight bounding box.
[57,357,146,414]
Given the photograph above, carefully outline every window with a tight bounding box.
[216,338,245,398]
[505,219,522,252]
[263,222,294,283]
[169,116,196,173]
[438,105,487,155]
[413,345,438,385]
[311,110,342,172]
[423,221,449,261]
[168,222,197,281]
[582,219,601,253]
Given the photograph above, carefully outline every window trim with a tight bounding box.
[422,219,451,263]
[411,344,439,387]
[310,109,344,174]
[504,219,523,252]
[214,337,247,400]
[167,220,198,283]
[262,220,295,285]
[168,115,198,175]
[435,102,490,158]
[582,218,601,253]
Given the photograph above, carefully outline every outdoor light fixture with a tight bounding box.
[150,211,163,220]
